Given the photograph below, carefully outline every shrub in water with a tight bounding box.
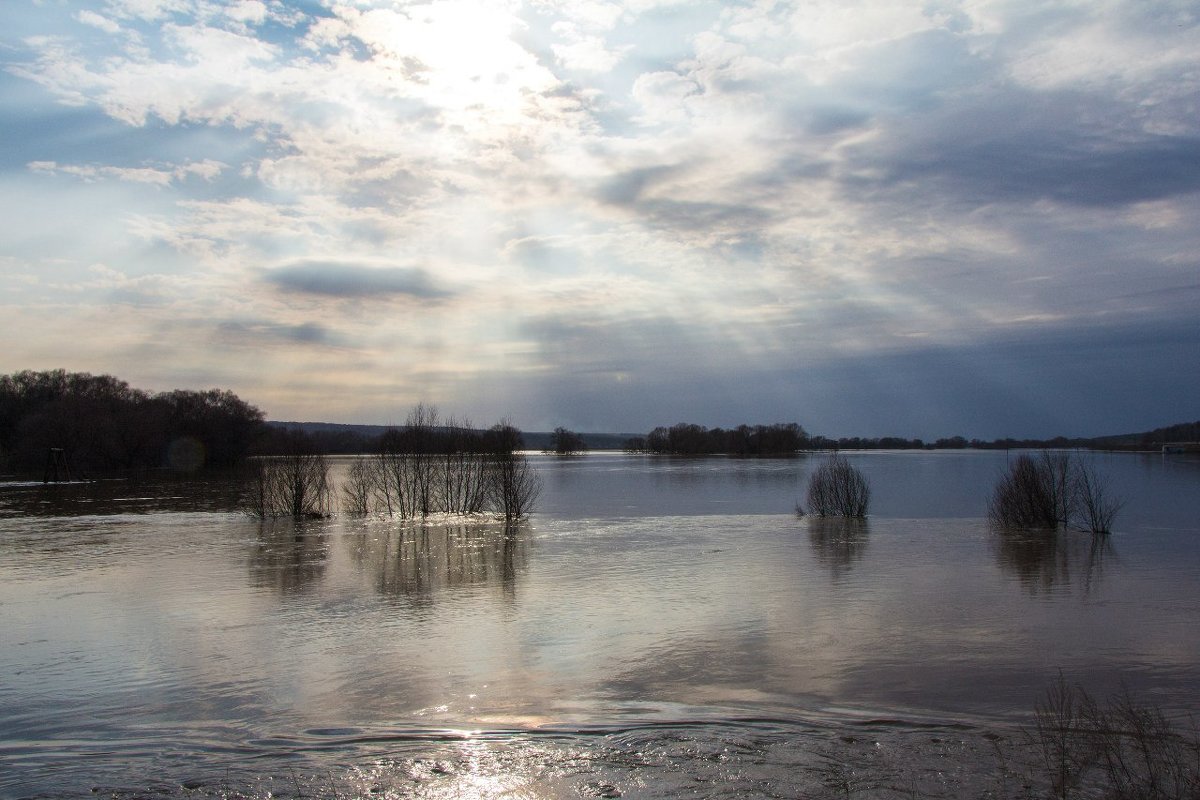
[989,453,1124,533]
[800,455,870,518]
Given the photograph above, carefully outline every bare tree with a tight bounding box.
[989,453,1062,529]
[488,452,541,521]
[406,402,439,517]
[243,451,331,519]
[800,455,870,518]
[1073,461,1125,534]
[341,456,379,516]
[440,416,488,514]
[989,453,1124,533]
[365,408,538,520]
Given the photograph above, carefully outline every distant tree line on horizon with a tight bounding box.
[624,422,809,455]
[622,424,1200,455]
[0,369,264,474]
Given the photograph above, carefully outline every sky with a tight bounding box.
[1,0,1197,440]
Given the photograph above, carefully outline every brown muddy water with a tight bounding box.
[1,451,1198,798]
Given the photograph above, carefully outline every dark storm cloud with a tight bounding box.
[846,90,1200,208]
[263,261,451,299]
[598,164,773,232]
[474,311,1200,440]
[216,320,337,346]
[802,106,871,136]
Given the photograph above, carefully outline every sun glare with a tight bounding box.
[360,1,554,118]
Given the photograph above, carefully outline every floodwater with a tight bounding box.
[1,450,1197,799]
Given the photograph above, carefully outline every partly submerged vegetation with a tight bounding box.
[988,452,1124,534]
[1030,675,1200,800]
[243,448,332,520]
[797,454,871,518]
[546,426,588,455]
[246,404,540,521]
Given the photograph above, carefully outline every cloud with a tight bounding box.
[77,11,121,34]
[262,260,451,300]
[848,90,1200,208]
[216,319,337,347]
[3,0,1199,437]
[27,159,227,186]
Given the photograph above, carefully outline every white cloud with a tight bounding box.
[27,159,227,186]
[224,1,268,26]
[630,70,700,124]
[551,22,626,72]
[77,10,122,34]
[104,0,191,21]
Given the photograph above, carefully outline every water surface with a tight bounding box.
[1,451,1197,798]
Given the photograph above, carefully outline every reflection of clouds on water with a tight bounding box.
[807,517,870,581]
[249,519,330,595]
[346,521,528,603]
[991,529,1114,595]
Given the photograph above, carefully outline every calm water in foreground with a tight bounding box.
[1,450,1198,799]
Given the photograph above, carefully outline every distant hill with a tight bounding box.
[268,421,393,438]
[1088,420,1200,449]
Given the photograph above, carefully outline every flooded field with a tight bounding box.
[1,451,1198,798]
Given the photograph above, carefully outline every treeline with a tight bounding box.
[619,426,1171,455]
[0,369,264,474]
[808,435,1090,450]
[625,423,809,455]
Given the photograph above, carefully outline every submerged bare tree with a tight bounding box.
[989,453,1124,533]
[799,455,870,518]
[339,406,539,521]
[1073,463,1125,535]
[439,417,488,515]
[488,451,542,521]
[341,456,378,516]
[989,453,1063,529]
[486,419,540,521]
[243,451,331,519]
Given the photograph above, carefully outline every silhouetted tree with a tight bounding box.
[800,455,870,517]
[242,431,330,519]
[547,426,588,455]
[639,421,807,454]
[0,370,263,473]
[355,407,537,520]
[488,450,541,521]
[989,452,1124,533]
[158,388,265,468]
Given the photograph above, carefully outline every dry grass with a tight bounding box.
[1030,675,1200,800]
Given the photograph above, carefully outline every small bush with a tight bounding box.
[799,455,870,518]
